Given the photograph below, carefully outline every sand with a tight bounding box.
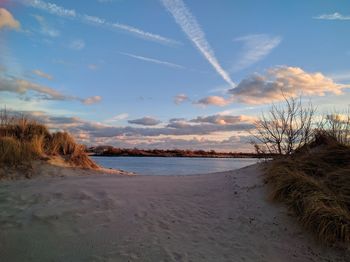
[0,164,348,262]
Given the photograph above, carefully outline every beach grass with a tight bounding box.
[265,133,350,244]
[0,111,97,173]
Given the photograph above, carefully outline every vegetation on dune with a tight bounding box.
[265,137,350,244]
[251,96,316,155]
[0,111,98,176]
[254,96,350,245]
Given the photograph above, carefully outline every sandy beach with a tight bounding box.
[0,164,348,262]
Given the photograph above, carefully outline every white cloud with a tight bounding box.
[196,66,349,106]
[161,0,235,87]
[229,66,349,104]
[174,94,189,104]
[232,34,281,71]
[120,52,185,69]
[0,8,20,30]
[190,114,256,125]
[0,76,67,100]
[0,69,101,105]
[128,116,162,126]
[69,39,85,50]
[104,113,129,123]
[39,112,252,137]
[313,12,350,20]
[7,110,254,151]
[25,0,180,45]
[26,0,76,17]
[109,22,181,45]
[32,69,53,80]
[196,96,231,107]
[82,96,102,105]
[32,14,60,37]
[208,85,230,95]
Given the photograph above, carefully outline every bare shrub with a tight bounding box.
[318,109,350,145]
[252,96,316,155]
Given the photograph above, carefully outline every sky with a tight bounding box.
[0,0,349,152]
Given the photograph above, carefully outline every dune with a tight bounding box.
[0,164,348,262]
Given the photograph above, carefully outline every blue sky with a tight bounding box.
[1,0,349,151]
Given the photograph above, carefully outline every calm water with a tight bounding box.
[92,156,259,176]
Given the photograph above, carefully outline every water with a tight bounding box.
[92,156,259,176]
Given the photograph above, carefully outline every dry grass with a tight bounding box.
[48,132,98,169]
[0,112,98,173]
[265,134,350,245]
[0,136,43,165]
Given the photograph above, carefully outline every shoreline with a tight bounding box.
[90,154,268,159]
[0,159,135,181]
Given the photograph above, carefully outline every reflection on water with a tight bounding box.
[92,156,259,176]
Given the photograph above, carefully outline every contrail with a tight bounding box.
[232,34,281,72]
[120,52,185,69]
[24,0,181,46]
[160,0,236,87]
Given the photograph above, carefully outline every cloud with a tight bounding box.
[196,66,349,106]
[82,96,102,105]
[174,94,189,104]
[25,0,180,45]
[32,69,53,80]
[0,71,101,105]
[228,66,349,104]
[327,71,350,83]
[62,115,251,137]
[128,116,162,126]
[32,14,60,37]
[104,113,129,123]
[0,75,68,100]
[26,0,76,17]
[107,135,252,152]
[7,110,254,151]
[232,34,281,71]
[208,85,231,95]
[95,121,252,137]
[0,8,20,30]
[313,12,350,20]
[120,52,185,69]
[69,39,85,50]
[190,114,256,125]
[161,0,235,87]
[196,96,231,107]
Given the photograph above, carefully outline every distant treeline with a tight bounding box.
[87,146,273,158]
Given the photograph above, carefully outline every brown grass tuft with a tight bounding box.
[49,132,78,155]
[48,132,98,169]
[0,112,98,173]
[265,137,350,245]
[0,136,41,167]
